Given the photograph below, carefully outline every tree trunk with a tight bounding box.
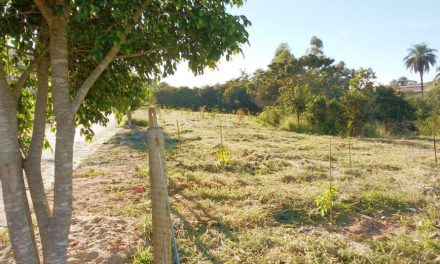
[0,90,39,263]
[46,118,75,264]
[297,112,300,124]
[45,8,75,263]
[24,54,52,261]
[127,111,132,127]
[420,72,424,98]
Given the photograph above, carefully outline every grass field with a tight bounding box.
[71,109,440,263]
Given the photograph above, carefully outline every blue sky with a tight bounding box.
[164,0,440,87]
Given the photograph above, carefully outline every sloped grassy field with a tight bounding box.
[75,109,440,263]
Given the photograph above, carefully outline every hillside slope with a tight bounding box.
[2,109,438,263]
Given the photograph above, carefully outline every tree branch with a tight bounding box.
[33,0,53,27]
[0,59,10,95]
[1,44,35,57]
[115,47,168,60]
[13,47,49,98]
[70,2,150,114]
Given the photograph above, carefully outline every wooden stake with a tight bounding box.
[329,137,332,182]
[220,123,224,145]
[434,134,437,166]
[176,120,180,142]
[348,137,352,169]
[329,137,333,226]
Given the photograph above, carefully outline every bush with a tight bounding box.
[283,118,322,134]
[308,96,346,135]
[123,118,149,127]
[256,106,284,126]
[360,123,393,139]
[371,86,417,135]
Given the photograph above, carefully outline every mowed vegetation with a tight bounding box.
[70,109,440,263]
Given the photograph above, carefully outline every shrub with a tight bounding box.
[308,96,346,135]
[283,118,322,134]
[123,118,149,127]
[256,106,284,126]
[360,123,394,139]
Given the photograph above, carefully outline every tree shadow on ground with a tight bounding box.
[106,127,179,152]
[167,173,239,263]
[271,190,416,231]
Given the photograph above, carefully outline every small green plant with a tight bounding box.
[0,228,9,244]
[114,190,125,199]
[135,165,149,178]
[315,184,337,220]
[133,247,154,264]
[214,144,232,168]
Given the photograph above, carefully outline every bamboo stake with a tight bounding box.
[176,120,181,142]
[220,123,224,146]
[329,137,333,226]
[434,134,437,166]
[348,137,352,169]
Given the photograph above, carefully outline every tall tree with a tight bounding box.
[307,35,324,56]
[349,67,376,90]
[341,89,369,136]
[403,43,437,97]
[0,1,250,263]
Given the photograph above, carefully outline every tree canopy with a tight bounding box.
[0,1,251,262]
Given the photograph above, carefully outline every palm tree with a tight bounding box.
[436,66,440,80]
[403,43,437,97]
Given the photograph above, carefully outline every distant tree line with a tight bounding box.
[153,76,261,113]
[153,37,440,138]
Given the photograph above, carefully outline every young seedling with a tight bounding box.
[315,137,337,226]
[214,144,232,168]
[315,184,337,223]
[214,123,232,169]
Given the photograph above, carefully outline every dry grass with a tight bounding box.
[31,109,440,263]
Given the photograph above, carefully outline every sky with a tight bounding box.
[163,0,440,87]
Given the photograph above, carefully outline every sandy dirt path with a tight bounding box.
[0,117,122,229]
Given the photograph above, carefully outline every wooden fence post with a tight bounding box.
[149,107,158,127]
[148,108,171,264]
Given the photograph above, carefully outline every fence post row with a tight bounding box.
[148,108,172,264]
